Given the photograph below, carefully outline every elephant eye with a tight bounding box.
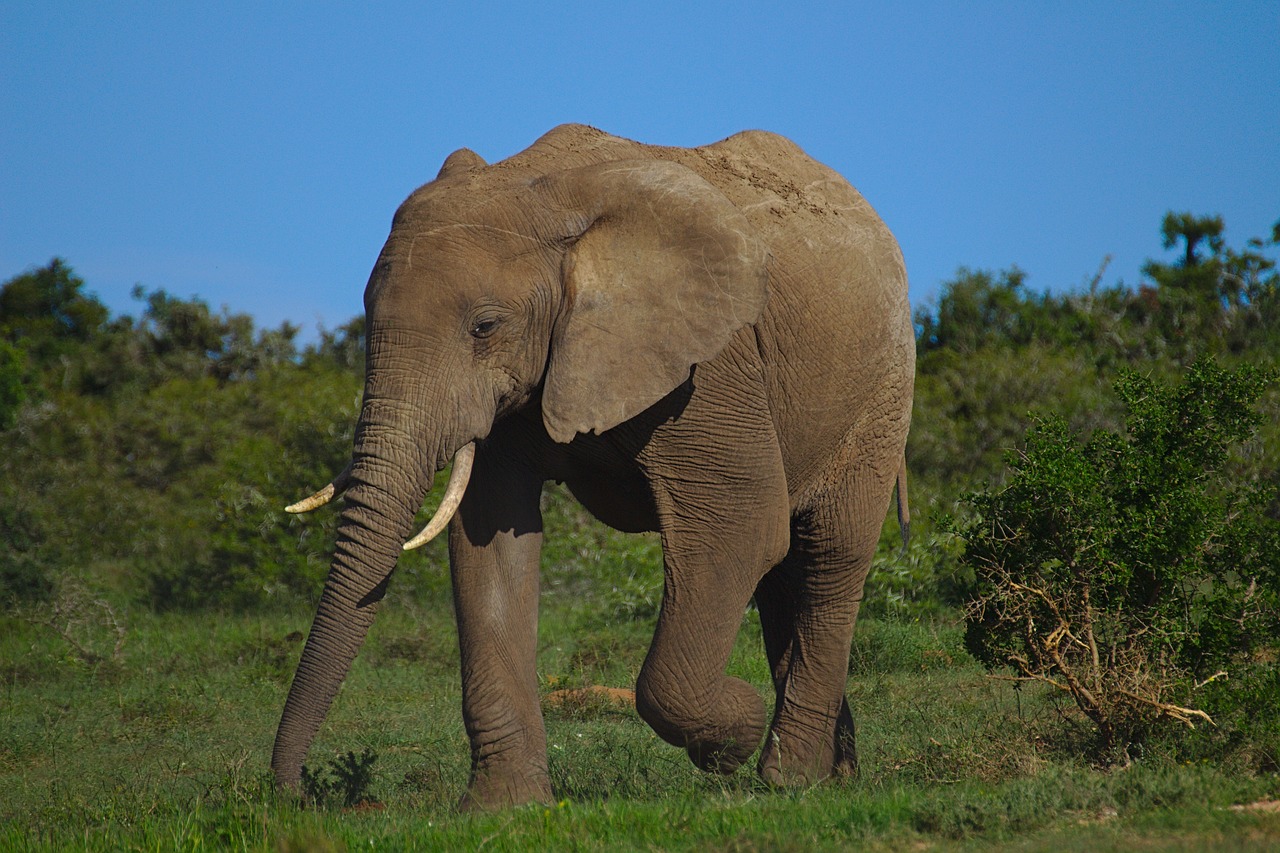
[470,317,500,339]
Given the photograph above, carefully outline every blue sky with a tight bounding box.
[3,2,1277,340]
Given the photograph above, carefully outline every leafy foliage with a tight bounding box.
[901,211,1280,533]
[0,260,365,608]
[0,339,26,429]
[957,360,1280,758]
[0,258,107,355]
[864,531,963,621]
[301,748,380,808]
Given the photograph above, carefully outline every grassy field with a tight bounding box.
[5,501,1280,851]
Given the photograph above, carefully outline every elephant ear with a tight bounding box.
[541,159,769,444]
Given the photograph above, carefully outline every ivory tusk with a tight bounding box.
[285,464,353,513]
[403,442,475,551]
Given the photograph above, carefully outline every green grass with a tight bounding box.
[5,507,1280,850]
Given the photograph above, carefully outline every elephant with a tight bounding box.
[272,123,914,810]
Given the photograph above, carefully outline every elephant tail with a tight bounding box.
[895,456,910,553]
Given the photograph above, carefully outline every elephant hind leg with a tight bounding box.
[755,461,893,786]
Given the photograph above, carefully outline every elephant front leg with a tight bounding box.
[448,448,550,811]
[637,554,776,773]
[634,395,792,774]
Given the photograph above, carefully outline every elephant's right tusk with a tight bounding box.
[403,442,475,551]
[285,464,353,513]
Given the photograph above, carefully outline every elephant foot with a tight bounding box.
[637,675,767,775]
[757,697,858,786]
[459,761,553,812]
[687,736,757,774]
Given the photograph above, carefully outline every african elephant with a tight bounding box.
[272,124,914,810]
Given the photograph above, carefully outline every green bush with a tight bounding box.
[863,531,963,621]
[0,340,24,430]
[957,359,1280,760]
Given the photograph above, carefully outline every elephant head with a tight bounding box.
[270,135,770,789]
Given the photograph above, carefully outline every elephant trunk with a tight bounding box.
[271,396,437,790]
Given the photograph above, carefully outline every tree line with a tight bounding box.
[2,212,1278,614]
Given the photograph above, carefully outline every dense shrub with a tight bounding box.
[0,261,367,609]
[957,359,1280,759]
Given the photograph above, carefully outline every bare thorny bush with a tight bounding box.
[957,360,1280,762]
[965,560,1253,756]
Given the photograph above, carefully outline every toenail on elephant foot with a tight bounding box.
[760,762,809,787]
[758,760,818,788]
[757,738,827,788]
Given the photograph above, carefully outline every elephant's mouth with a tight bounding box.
[286,442,476,551]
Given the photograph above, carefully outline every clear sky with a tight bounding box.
[3,2,1277,339]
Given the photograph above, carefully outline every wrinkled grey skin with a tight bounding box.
[271,124,914,810]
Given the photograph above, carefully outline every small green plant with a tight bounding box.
[300,748,379,808]
[957,359,1280,760]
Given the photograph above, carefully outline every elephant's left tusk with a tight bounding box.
[403,443,475,551]
[285,464,353,513]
